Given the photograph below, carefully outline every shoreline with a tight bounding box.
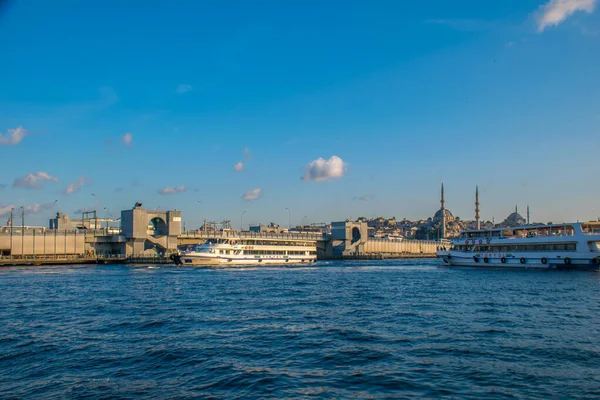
[0,254,438,267]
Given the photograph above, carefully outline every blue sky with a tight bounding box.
[1,0,599,228]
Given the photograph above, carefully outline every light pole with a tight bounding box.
[91,193,99,230]
[302,216,308,226]
[45,203,56,257]
[20,206,24,257]
[285,207,291,230]
[54,218,57,256]
[241,210,247,232]
[9,208,13,257]
[50,200,58,229]
[198,200,203,231]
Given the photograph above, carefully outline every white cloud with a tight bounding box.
[74,207,95,214]
[158,185,186,195]
[0,126,27,145]
[243,188,261,201]
[64,176,93,195]
[23,203,55,214]
[537,0,597,31]
[13,171,59,190]
[24,204,42,214]
[302,155,346,182]
[234,162,244,172]
[354,195,373,201]
[0,205,15,217]
[0,202,56,217]
[121,132,133,146]
[176,84,193,94]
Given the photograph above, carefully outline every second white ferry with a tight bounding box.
[436,222,600,270]
[173,237,318,266]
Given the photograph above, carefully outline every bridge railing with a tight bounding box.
[0,253,126,261]
[0,228,122,236]
[365,238,442,246]
[179,231,324,240]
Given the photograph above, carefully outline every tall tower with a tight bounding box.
[527,205,530,225]
[475,185,481,230]
[440,183,446,238]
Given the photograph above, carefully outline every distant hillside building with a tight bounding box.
[249,223,283,233]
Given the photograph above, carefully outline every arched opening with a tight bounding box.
[148,217,167,236]
[351,227,361,244]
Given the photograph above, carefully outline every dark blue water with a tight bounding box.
[1,260,600,399]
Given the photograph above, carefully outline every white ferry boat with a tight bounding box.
[436,222,600,270]
[173,237,318,266]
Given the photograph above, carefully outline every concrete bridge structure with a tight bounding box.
[0,203,180,261]
[321,220,438,259]
[1,205,440,264]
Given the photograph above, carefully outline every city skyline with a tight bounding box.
[1,0,599,227]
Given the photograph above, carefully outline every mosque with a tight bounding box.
[432,183,463,238]
[434,184,530,238]
[361,184,532,240]
[499,205,528,227]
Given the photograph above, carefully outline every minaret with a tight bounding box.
[527,205,530,225]
[440,183,446,238]
[475,185,481,230]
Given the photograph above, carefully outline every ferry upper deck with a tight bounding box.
[456,222,600,240]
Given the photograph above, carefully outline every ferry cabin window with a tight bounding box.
[245,250,288,255]
[484,243,577,252]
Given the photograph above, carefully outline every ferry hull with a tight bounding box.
[437,252,600,271]
[172,255,316,266]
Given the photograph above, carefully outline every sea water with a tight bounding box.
[1,260,599,399]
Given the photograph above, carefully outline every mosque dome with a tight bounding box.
[434,208,454,221]
[505,212,525,224]
[507,211,522,221]
[448,220,461,229]
[500,207,526,227]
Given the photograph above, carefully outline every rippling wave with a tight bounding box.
[1,260,600,399]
